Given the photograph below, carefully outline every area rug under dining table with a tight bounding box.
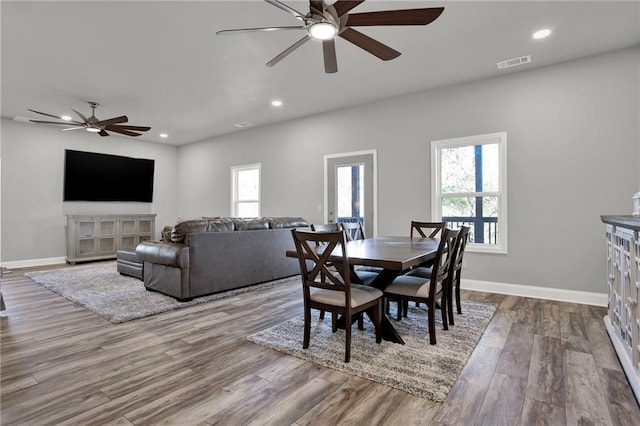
[248,300,497,402]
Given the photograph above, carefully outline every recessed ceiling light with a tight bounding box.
[61,115,72,121]
[533,29,551,40]
[271,100,283,107]
[234,122,252,128]
[159,133,168,138]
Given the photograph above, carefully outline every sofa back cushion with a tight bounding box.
[160,225,173,242]
[169,216,307,243]
[207,218,236,232]
[234,217,270,231]
[171,220,208,243]
[268,217,308,229]
[171,218,235,243]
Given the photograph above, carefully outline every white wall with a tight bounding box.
[1,48,637,294]
[0,119,179,263]
[176,47,639,294]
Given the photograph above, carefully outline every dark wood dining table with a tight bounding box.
[286,236,440,344]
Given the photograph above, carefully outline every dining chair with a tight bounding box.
[340,221,366,241]
[405,221,446,311]
[410,221,446,239]
[383,228,459,345]
[311,223,341,233]
[404,226,470,326]
[340,222,384,276]
[310,223,341,321]
[311,222,377,327]
[447,226,471,325]
[291,229,383,362]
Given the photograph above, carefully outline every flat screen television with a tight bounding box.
[63,149,155,202]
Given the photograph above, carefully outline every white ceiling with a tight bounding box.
[2,1,639,146]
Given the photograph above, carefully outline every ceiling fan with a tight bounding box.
[27,102,151,137]
[216,0,444,73]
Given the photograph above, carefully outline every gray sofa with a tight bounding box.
[135,216,308,301]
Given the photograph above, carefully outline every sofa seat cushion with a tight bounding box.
[116,249,140,264]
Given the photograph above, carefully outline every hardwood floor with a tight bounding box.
[1,263,638,425]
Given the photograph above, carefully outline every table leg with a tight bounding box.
[339,267,407,344]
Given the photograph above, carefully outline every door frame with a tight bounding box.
[323,149,378,237]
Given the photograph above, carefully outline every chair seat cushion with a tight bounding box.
[354,270,379,286]
[405,266,433,279]
[356,265,384,274]
[310,284,383,308]
[385,275,441,298]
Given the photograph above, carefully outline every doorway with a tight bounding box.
[324,150,377,238]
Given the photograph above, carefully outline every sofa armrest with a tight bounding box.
[136,241,189,269]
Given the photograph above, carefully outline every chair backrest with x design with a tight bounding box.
[310,223,341,233]
[291,229,351,299]
[340,221,366,241]
[411,221,446,239]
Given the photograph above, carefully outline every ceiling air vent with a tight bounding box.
[497,55,531,70]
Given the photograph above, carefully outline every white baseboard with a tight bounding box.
[0,257,608,307]
[462,278,607,307]
[1,256,67,270]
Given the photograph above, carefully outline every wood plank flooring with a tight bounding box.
[1,263,638,425]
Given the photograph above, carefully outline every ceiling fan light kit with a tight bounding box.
[216,0,444,73]
[308,22,337,40]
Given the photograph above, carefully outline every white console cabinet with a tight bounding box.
[66,214,156,263]
[601,215,640,403]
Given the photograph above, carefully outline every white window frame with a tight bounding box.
[431,132,508,254]
[231,163,261,217]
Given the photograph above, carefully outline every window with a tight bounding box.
[231,163,260,217]
[431,132,507,254]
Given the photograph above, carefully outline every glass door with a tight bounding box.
[325,151,376,238]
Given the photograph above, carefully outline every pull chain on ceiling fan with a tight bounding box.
[216,0,444,73]
[27,102,151,137]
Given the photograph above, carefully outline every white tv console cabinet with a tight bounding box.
[601,215,640,403]
[66,213,156,264]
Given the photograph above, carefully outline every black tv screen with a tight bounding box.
[63,150,155,202]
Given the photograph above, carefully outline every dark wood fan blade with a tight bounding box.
[323,39,337,73]
[97,115,128,126]
[338,27,400,61]
[105,124,151,132]
[99,130,110,137]
[264,0,306,20]
[266,35,310,67]
[346,7,445,26]
[105,127,142,137]
[216,26,305,35]
[27,109,64,120]
[332,0,365,17]
[71,108,89,123]
[310,0,324,13]
[30,119,79,126]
